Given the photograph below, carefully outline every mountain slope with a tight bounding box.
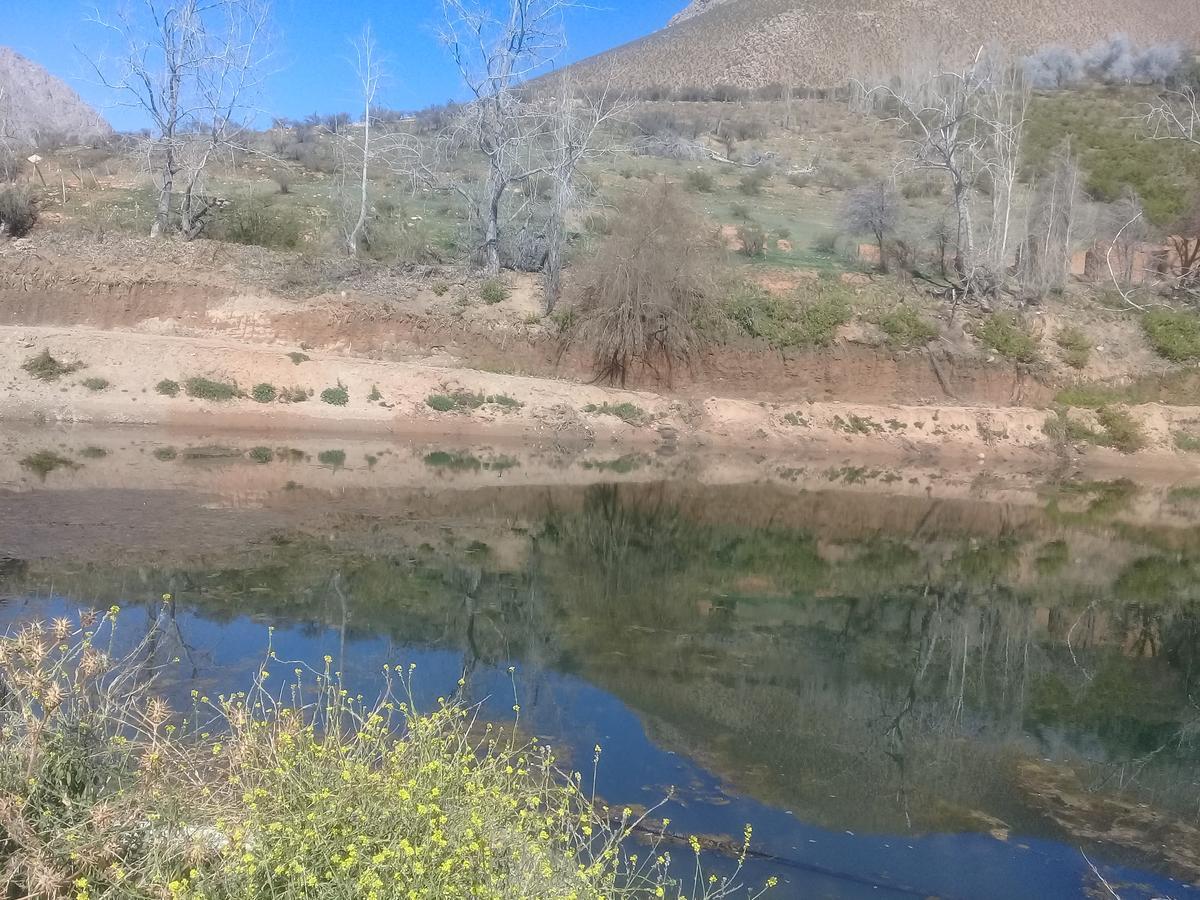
[0,48,111,147]
[566,0,1200,93]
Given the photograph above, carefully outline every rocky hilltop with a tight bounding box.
[0,47,111,147]
[570,0,1199,92]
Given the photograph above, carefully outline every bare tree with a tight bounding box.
[1144,86,1200,147]
[0,88,16,182]
[1018,143,1082,296]
[86,0,271,239]
[843,181,900,272]
[861,51,1028,299]
[542,83,627,312]
[334,27,380,258]
[439,0,569,275]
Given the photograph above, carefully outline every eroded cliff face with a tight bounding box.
[0,47,111,147]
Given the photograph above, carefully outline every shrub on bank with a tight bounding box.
[0,612,775,900]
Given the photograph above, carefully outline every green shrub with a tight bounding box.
[875,305,938,348]
[153,446,177,461]
[213,197,303,249]
[155,379,180,397]
[317,448,346,468]
[248,446,274,463]
[1055,326,1091,369]
[729,201,751,220]
[185,377,240,401]
[724,284,851,348]
[426,393,456,412]
[21,349,82,382]
[288,351,310,365]
[81,376,110,391]
[80,446,108,459]
[684,169,715,192]
[281,386,310,403]
[19,450,79,478]
[978,313,1039,363]
[320,383,349,406]
[425,391,502,413]
[251,383,278,403]
[1174,430,1200,452]
[0,184,37,237]
[1142,309,1200,362]
[582,401,646,425]
[367,384,382,402]
[1096,406,1145,453]
[479,278,509,305]
[431,280,450,296]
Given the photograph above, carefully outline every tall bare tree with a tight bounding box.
[86,0,271,239]
[542,83,626,312]
[1144,86,1199,146]
[862,51,1029,298]
[439,0,569,275]
[335,26,381,258]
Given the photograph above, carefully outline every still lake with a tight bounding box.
[2,425,1199,899]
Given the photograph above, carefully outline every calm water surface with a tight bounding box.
[2,426,1199,899]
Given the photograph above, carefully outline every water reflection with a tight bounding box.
[3,471,1200,898]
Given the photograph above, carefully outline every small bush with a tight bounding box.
[431,280,450,296]
[248,446,274,463]
[368,384,382,402]
[729,202,751,220]
[20,450,79,478]
[426,393,456,412]
[21,350,82,382]
[153,446,177,461]
[724,284,851,348]
[185,377,240,401]
[281,387,310,403]
[1143,309,1200,362]
[684,169,715,192]
[251,383,278,403]
[1056,326,1092,369]
[81,377,110,391]
[0,185,37,237]
[1096,406,1145,453]
[479,278,510,304]
[317,448,346,468]
[320,383,349,406]
[811,231,840,254]
[582,401,647,425]
[875,305,938,349]
[1173,430,1200,452]
[738,169,769,196]
[288,351,310,365]
[80,446,108,459]
[978,313,1039,363]
[213,197,302,249]
[424,390,509,413]
[737,223,766,257]
[155,379,180,397]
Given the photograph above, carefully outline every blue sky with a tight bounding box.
[8,1,683,130]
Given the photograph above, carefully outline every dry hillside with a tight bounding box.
[568,0,1200,91]
[0,47,111,147]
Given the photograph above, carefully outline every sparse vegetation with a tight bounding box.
[479,278,510,304]
[367,384,382,402]
[81,376,110,391]
[874,305,938,349]
[185,376,240,401]
[20,450,79,478]
[288,351,310,365]
[252,382,278,403]
[978,314,1039,363]
[1142,310,1200,362]
[737,223,766,258]
[155,379,180,397]
[684,169,715,192]
[317,448,346,468]
[582,401,646,425]
[1174,430,1200,452]
[425,390,518,413]
[431,280,450,296]
[79,446,108,459]
[0,185,38,237]
[724,284,851,349]
[248,445,274,463]
[22,350,82,382]
[1055,326,1091,369]
[320,383,350,406]
[152,446,177,461]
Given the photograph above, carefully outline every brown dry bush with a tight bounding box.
[569,182,719,386]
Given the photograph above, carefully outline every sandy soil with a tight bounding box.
[3,323,1200,474]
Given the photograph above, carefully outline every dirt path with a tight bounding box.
[2,324,1199,471]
